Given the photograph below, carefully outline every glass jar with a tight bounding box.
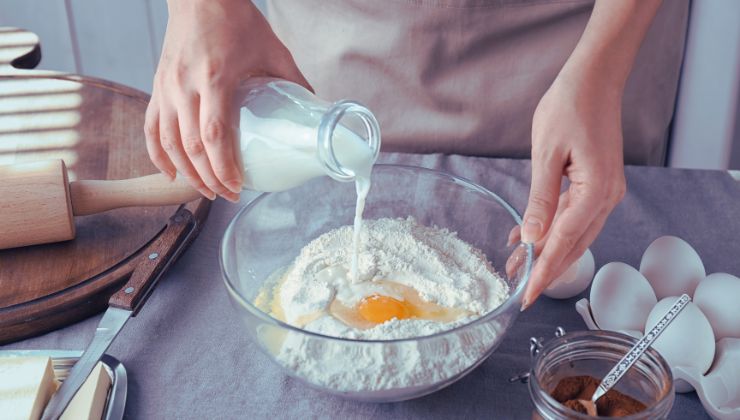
[237,77,381,192]
[527,329,674,419]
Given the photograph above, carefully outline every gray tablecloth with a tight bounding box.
[4,154,739,419]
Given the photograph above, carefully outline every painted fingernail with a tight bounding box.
[520,298,529,312]
[226,180,242,194]
[521,218,543,244]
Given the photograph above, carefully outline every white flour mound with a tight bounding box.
[266,217,510,393]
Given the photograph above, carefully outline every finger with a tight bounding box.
[200,87,243,196]
[507,225,521,247]
[178,93,239,202]
[506,243,529,280]
[510,191,571,254]
[144,96,176,180]
[522,185,601,308]
[530,192,572,257]
[160,107,216,200]
[522,147,565,243]
[551,209,608,279]
[508,192,569,297]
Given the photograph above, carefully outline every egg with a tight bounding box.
[543,248,595,299]
[694,273,740,340]
[640,236,705,299]
[590,262,657,332]
[329,280,471,329]
[645,297,715,392]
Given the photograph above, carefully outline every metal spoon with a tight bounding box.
[578,294,691,416]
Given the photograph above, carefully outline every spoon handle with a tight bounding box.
[592,294,691,403]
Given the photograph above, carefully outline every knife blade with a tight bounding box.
[41,307,129,419]
[41,208,198,420]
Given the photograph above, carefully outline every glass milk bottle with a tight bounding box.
[236,77,381,192]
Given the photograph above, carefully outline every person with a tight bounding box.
[144,0,688,309]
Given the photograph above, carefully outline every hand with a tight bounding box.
[145,0,311,201]
[518,71,626,309]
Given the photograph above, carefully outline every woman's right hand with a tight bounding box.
[146,0,311,201]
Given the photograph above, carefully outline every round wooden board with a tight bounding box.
[0,28,211,344]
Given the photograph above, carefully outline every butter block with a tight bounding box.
[0,356,59,420]
[60,362,111,420]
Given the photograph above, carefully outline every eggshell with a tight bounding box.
[694,273,740,340]
[640,236,705,299]
[543,248,595,299]
[590,262,657,332]
[645,297,715,379]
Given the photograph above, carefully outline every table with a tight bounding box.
[4,153,738,419]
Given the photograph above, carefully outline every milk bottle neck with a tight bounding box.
[317,100,381,182]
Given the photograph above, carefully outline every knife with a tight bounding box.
[41,207,199,420]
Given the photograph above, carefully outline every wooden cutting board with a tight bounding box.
[0,27,211,344]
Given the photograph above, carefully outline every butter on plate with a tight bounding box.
[0,356,58,420]
[0,356,111,420]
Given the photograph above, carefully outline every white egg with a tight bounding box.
[640,236,705,299]
[543,248,595,299]
[645,297,715,384]
[694,273,740,340]
[590,262,657,332]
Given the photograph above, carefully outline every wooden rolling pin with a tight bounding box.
[0,159,202,250]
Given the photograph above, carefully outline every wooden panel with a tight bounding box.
[68,0,156,92]
[0,0,77,72]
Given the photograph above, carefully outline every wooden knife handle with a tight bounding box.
[69,173,203,216]
[109,207,197,315]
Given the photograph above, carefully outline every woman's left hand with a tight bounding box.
[517,70,627,309]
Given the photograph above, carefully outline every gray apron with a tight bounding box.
[267,0,689,165]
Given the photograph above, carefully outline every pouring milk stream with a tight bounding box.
[237,78,380,281]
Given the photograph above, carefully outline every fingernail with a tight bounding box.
[199,188,216,200]
[507,227,520,247]
[521,218,543,244]
[520,297,529,312]
[223,191,240,203]
[226,180,242,194]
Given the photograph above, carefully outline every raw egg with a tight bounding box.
[329,280,471,329]
[358,295,413,324]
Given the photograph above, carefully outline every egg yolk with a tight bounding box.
[327,280,473,329]
[357,295,413,324]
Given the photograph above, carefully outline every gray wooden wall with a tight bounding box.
[0,0,267,93]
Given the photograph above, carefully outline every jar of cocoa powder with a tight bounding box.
[525,329,674,419]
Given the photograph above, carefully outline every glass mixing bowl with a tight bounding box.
[221,164,534,402]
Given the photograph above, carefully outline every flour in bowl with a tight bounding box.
[253,216,510,393]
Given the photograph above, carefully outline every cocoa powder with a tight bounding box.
[550,375,647,417]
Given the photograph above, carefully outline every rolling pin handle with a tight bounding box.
[69,173,203,216]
